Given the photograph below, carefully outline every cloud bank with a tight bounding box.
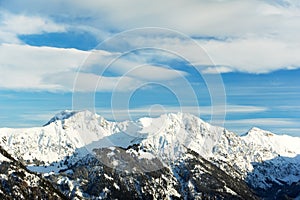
[0,0,300,90]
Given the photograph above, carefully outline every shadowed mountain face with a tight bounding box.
[0,146,67,200]
[247,155,300,199]
[0,110,299,199]
[46,146,258,199]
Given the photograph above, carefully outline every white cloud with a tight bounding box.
[77,0,300,74]
[0,11,66,43]
[202,66,233,74]
[2,0,300,39]
[2,12,65,35]
[47,71,143,92]
[200,37,300,73]
[1,0,300,85]
[84,50,188,81]
[0,44,88,90]
[0,44,188,91]
[123,64,188,81]
[112,33,300,74]
[9,0,299,38]
[83,31,300,74]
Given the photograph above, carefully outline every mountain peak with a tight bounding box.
[243,126,274,137]
[159,112,206,123]
[44,110,98,126]
[249,126,263,131]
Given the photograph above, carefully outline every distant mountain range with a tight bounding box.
[0,110,299,199]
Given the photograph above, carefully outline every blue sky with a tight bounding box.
[0,0,299,136]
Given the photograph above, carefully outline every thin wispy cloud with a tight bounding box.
[225,117,300,136]
[96,105,268,121]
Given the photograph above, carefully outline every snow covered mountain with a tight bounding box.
[0,111,223,171]
[0,110,299,199]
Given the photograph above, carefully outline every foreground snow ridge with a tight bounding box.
[0,110,299,191]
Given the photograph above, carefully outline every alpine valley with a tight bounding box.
[0,110,299,199]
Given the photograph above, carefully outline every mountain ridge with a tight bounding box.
[0,110,299,199]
